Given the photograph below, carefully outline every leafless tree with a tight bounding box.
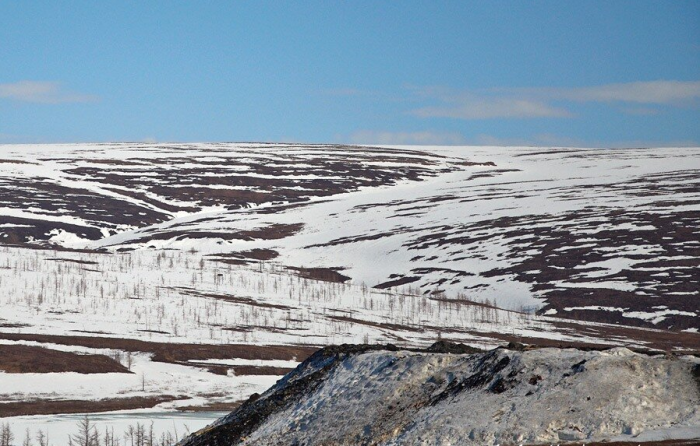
[103,427,119,446]
[123,423,149,446]
[21,429,31,446]
[69,416,100,446]
[35,430,47,446]
[0,423,14,446]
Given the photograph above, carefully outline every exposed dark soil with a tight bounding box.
[548,320,700,354]
[0,144,462,246]
[230,365,295,376]
[46,257,99,265]
[213,249,280,261]
[177,401,244,412]
[405,206,699,330]
[0,159,35,164]
[0,396,179,417]
[302,167,700,332]
[457,320,700,354]
[0,332,318,364]
[326,315,424,333]
[196,363,295,376]
[119,223,305,245]
[0,215,104,245]
[172,287,296,310]
[0,179,170,231]
[288,266,351,283]
[374,276,421,289]
[0,344,130,374]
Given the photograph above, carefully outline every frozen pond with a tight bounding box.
[1,410,227,444]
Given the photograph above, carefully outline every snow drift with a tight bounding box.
[180,343,700,446]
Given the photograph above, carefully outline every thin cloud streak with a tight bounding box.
[535,80,700,105]
[0,81,98,104]
[412,99,571,119]
[406,80,700,120]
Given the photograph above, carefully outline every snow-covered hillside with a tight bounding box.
[0,143,697,330]
[0,143,698,427]
[180,343,700,446]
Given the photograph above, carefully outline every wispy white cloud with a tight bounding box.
[406,80,700,120]
[406,85,571,120]
[0,81,98,104]
[412,98,571,119]
[348,130,468,145]
[534,80,700,105]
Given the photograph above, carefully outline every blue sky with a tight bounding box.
[1,1,698,146]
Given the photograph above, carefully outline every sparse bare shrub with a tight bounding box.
[69,415,100,446]
[21,429,31,446]
[1,423,14,446]
[35,430,47,446]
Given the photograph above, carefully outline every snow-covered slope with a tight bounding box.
[0,143,697,330]
[180,344,700,446]
[0,142,698,428]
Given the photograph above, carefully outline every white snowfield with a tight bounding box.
[0,143,697,328]
[0,143,698,436]
[210,347,700,446]
[0,339,280,410]
[0,244,609,349]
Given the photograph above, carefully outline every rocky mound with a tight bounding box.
[179,343,700,445]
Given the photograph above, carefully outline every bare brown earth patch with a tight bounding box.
[46,257,99,265]
[326,315,424,334]
[0,216,104,245]
[206,249,279,267]
[548,320,700,354]
[172,287,296,310]
[123,223,305,246]
[195,363,295,376]
[0,179,170,229]
[455,160,497,167]
[239,223,305,240]
[234,248,279,261]
[401,206,699,330]
[0,396,179,417]
[0,333,318,364]
[374,275,421,289]
[0,322,30,328]
[449,320,700,354]
[0,159,35,164]
[177,401,244,412]
[288,266,351,283]
[0,144,460,246]
[229,365,295,376]
[0,344,130,374]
